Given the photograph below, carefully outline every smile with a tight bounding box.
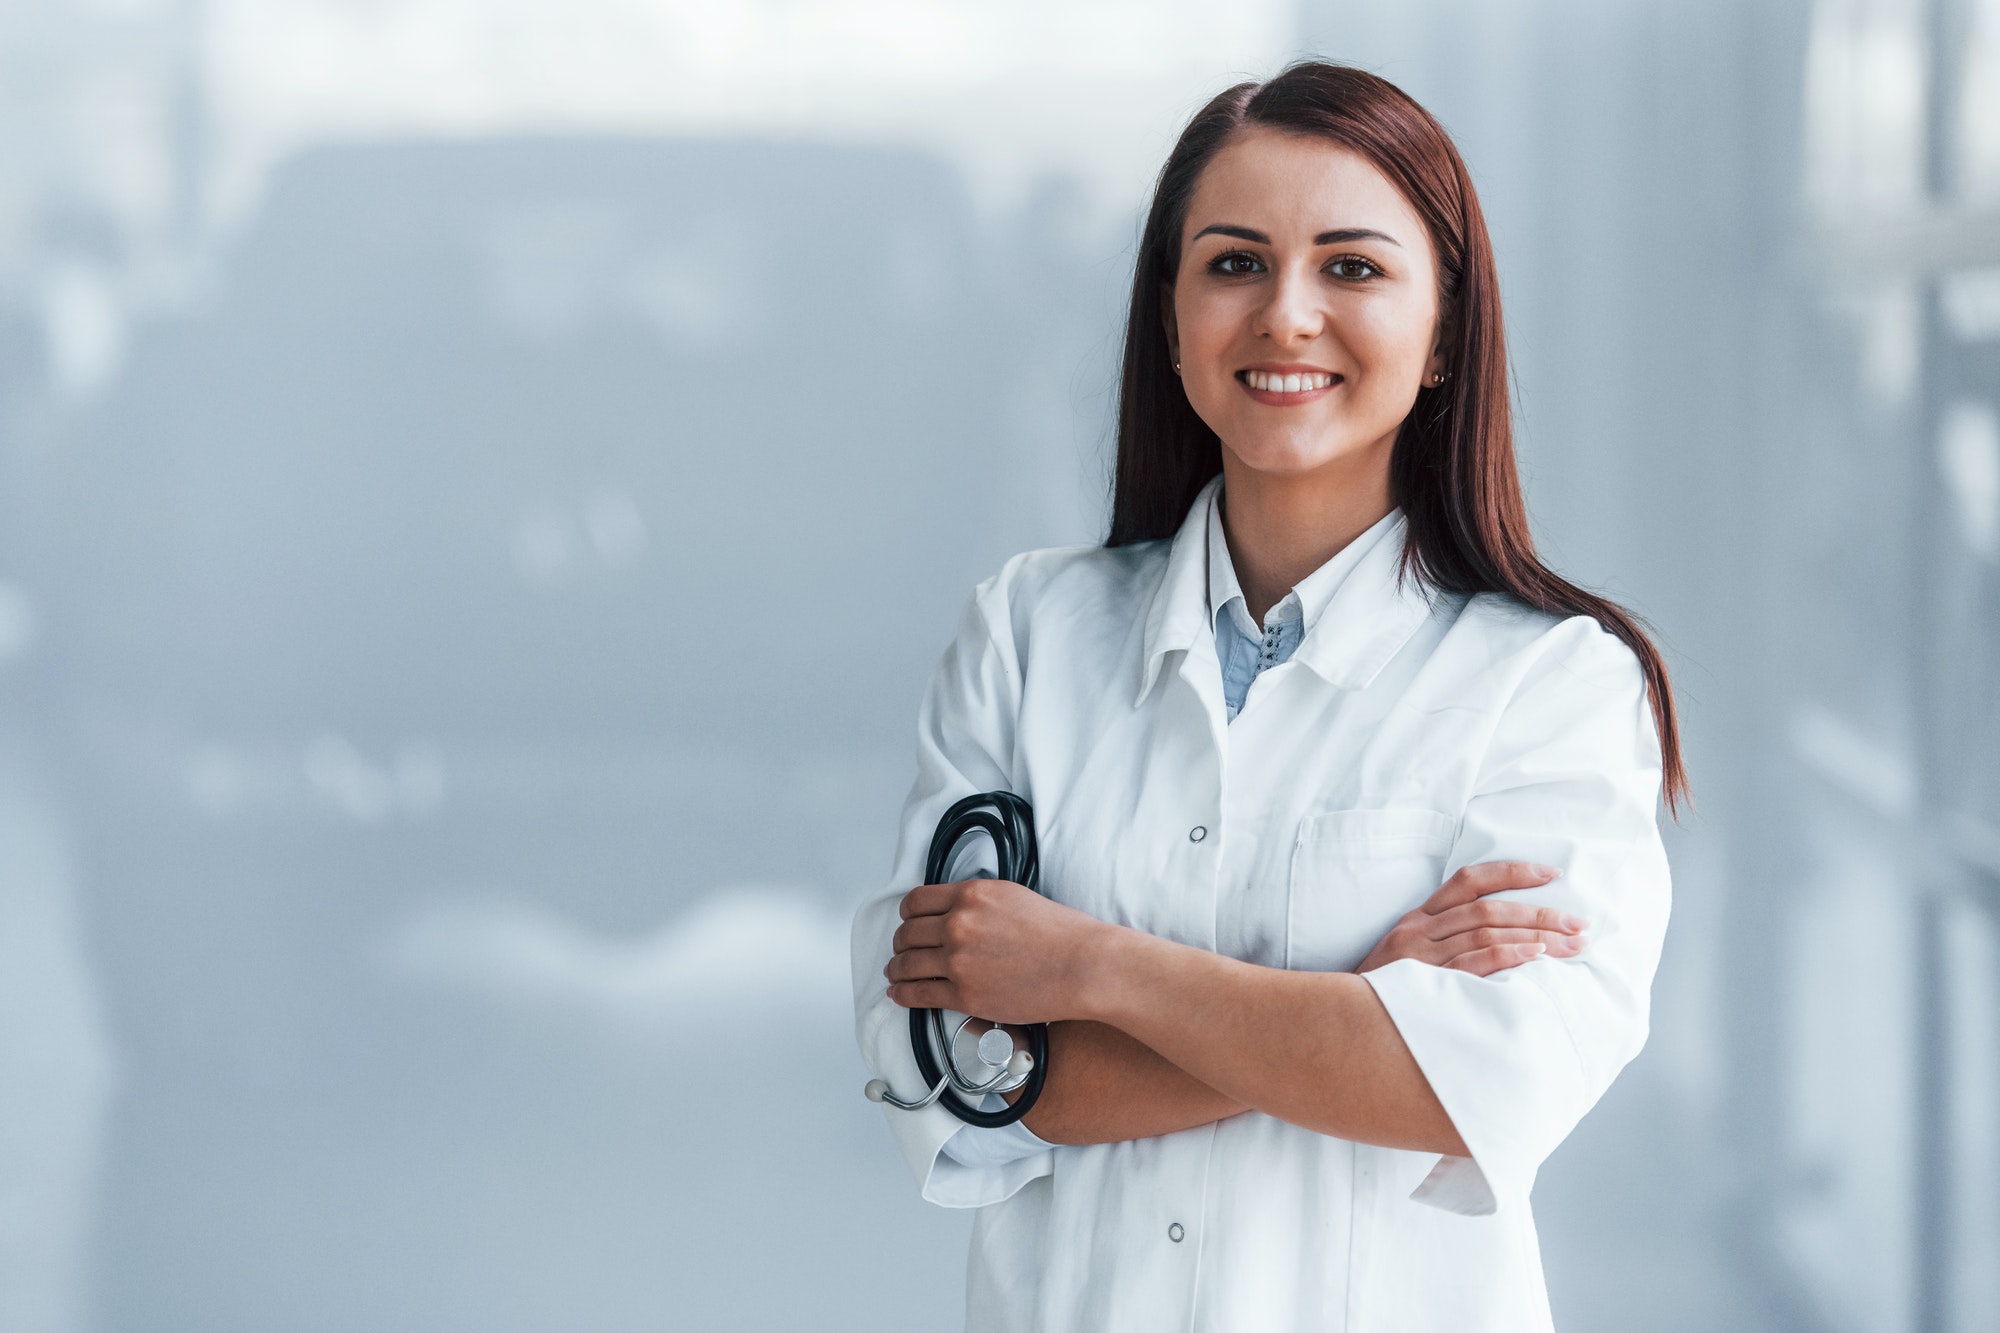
[1236,369,1340,399]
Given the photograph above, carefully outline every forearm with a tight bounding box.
[1080,926,1468,1155]
[885,877,1467,1155]
[1013,1020,1247,1145]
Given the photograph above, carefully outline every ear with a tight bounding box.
[1424,301,1453,382]
[1161,282,1180,371]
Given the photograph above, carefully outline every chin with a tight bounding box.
[1225,427,1379,479]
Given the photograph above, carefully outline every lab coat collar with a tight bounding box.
[1137,475,1225,705]
[1289,509,1434,690]
[1137,474,1435,703]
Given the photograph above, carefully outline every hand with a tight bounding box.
[1355,861,1586,976]
[884,879,1110,1025]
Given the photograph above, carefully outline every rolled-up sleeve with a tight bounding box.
[849,570,1058,1208]
[1363,615,1672,1217]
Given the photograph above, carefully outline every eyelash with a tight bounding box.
[1205,250,1382,281]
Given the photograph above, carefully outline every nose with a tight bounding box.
[1251,262,1324,345]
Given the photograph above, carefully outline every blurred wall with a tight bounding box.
[29,134,1120,1331]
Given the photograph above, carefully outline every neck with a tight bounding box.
[1217,439,1395,625]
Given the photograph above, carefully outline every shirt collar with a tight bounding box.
[1138,474,1435,703]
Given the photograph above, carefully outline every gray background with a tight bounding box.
[0,0,1996,1330]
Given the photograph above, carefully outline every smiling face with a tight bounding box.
[1167,126,1445,494]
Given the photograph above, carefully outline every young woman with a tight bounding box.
[850,62,1682,1332]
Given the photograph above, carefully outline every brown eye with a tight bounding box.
[1208,251,1264,276]
[1328,256,1380,281]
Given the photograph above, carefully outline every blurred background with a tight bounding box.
[0,0,1994,1329]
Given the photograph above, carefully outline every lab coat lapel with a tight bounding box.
[1290,513,1436,691]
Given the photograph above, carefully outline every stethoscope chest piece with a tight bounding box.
[975,1026,1015,1068]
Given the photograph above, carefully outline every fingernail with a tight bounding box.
[1537,864,1563,879]
[1524,942,1545,957]
[1561,914,1588,932]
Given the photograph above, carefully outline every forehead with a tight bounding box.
[1184,126,1431,257]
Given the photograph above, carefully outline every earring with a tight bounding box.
[1174,361,1182,374]
[1429,371,1446,386]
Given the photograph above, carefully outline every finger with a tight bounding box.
[891,915,949,954]
[898,882,960,920]
[1424,860,1562,913]
[1443,941,1547,977]
[1426,898,1587,940]
[884,946,951,982]
[1436,927,1588,959]
[886,979,959,1010]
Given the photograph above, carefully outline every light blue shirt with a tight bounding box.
[937,489,1402,1167]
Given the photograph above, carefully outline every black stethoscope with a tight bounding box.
[862,791,1049,1128]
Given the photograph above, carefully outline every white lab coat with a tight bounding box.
[850,476,1671,1332]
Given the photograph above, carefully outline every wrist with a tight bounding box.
[1068,918,1141,1025]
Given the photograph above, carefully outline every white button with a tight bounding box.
[1168,1222,1185,1242]
[1188,826,1206,843]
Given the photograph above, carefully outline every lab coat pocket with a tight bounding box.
[1285,808,1457,973]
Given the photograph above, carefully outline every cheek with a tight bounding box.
[1341,300,1433,380]
[1176,290,1240,361]
[1176,298,1252,420]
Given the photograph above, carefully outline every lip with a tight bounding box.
[1235,363,1342,406]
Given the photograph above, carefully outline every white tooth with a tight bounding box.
[1283,374,1302,393]
[1312,374,1329,389]
[1250,372,1268,390]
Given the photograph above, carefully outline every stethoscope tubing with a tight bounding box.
[900,791,1050,1127]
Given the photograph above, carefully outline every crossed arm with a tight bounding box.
[884,861,1586,1153]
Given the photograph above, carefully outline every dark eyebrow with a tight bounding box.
[1315,227,1402,248]
[1191,224,1269,243]
[1190,223,1403,249]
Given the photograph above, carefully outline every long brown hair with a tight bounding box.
[1108,61,1687,813]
